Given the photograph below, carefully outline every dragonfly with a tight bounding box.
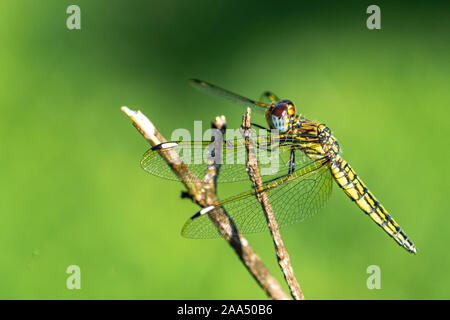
[141,79,417,254]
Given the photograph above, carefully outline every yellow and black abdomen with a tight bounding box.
[329,155,417,254]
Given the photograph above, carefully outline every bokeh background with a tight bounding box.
[0,0,449,299]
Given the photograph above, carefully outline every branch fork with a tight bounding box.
[122,105,302,300]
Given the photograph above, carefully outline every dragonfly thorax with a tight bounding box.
[293,121,341,160]
[318,124,341,157]
[265,100,296,133]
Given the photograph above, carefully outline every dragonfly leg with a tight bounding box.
[288,149,296,175]
[251,122,269,132]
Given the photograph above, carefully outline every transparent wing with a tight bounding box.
[260,91,281,104]
[189,79,269,113]
[141,138,297,183]
[181,155,333,238]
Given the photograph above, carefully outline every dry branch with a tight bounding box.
[121,106,290,300]
[242,108,304,300]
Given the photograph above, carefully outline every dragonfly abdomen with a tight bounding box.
[329,155,417,254]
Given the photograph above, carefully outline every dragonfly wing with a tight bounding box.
[260,91,281,104]
[141,142,209,182]
[141,137,296,183]
[189,79,269,113]
[182,155,333,238]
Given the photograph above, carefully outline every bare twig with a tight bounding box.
[121,106,290,300]
[242,108,304,300]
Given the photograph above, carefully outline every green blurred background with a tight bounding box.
[0,0,449,299]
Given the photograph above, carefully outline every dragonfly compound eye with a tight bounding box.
[278,99,296,117]
[267,104,290,132]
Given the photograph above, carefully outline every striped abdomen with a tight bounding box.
[329,155,417,254]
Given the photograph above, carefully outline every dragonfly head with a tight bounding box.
[266,100,296,133]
